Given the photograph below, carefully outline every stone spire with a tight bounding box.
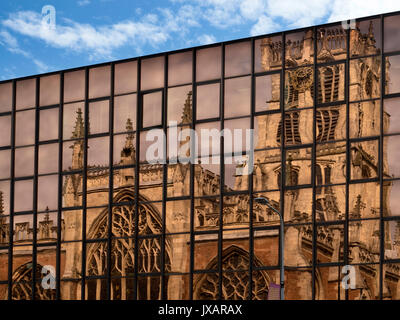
[121,118,136,163]
[70,108,85,170]
[181,91,192,125]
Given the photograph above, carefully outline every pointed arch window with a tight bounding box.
[11,262,56,300]
[85,191,170,300]
[277,111,301,146]
[194,246,269,300]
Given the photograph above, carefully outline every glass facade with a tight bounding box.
[0,12,400,300]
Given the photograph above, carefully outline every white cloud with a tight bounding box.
[0,29,50,73]
[250,15,281,36]
[328,0,400,22]
[2,11,170,60]
[197,34,216,45]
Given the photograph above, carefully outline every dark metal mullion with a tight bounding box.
[160,54,167,299]
[189,48,196,300]
[379,14,385,301]
[248,37,255,300]
[311,26,318,300]
[7,80,16,300]
[80,67,89,300]
[133,58,141,300]
[106,63,115,299]
[218,43,225,300]
[55,72,64,300]
[279,31,286,298]
[31,77,40,300]
[344,25,350,301]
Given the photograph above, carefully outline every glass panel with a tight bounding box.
[384,220,400,260]
[39,108,59,141]
[166,274,190,299]
[196,46,221,82]
[350,18,381,56]
[316,223,344,263]
[142,91,162,128]
[285,225,313,267]
[0,150,10,179]
[89,66,110,99]
[223,117,251,155]
[194,157,220,196]
[349,220,380,264]
[0,180,10,214]
[385,14,400,53]
[114,94,136,134]
[141,56,164,91]
[64,70,85,103]
[15,110,35,146]
[315,184,346,221]
[194,234,218,270]
[114,61,137,95]
[286,29,314,66]
[0,115,11,147]
[62,210,82,241]
[88,137,109,169]
[0,82,12,113]
[113,133,136,166]
[63,102,85,141]
[384,135,400,179]
[225,41,251,77]
[166,201,190,233]
[317,24,347,63]
[384,97,400,134]
[40,74,60,106]
[253,229,279,266]
[255,35,282,73]
[87,208,108,239]
[168,51,192,86]
[38,175,58,211]
[317,64,345,104]
[16,79,35,110]
[253,152,282,190]
[349,101,380,138]
[285,67,314,109]
[14,180,33,212]
[315,266,344,300]
[62,174,82,207]
[316,141,346,184]
[167,85,192,125]
[386,55,400,94]
[224,76,250,118]
[383,179,400,217]
[284,189,312,222]
[15,147,34,178]
[222,195,250,227]
[224,161,249,192]
[196,121,220,157]
[316,105,346,142]
[254,113,281,149]
[255,73,280,112]
[349,182,380,219]
[196,83,219,120]
[350,140,379,180]
[349,57,381,101]
[38,143,58,174]
[89,100,109,135]
[63,140,83,171]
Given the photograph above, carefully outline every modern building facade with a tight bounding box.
[0,12,400,300]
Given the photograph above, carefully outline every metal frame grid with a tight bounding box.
[0,10,399,300]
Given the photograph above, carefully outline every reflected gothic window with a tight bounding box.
[11,262,56,300]
[316,109,339,142]
[277,111,301,145]
[85,191,170,300]
[194,246,269,300]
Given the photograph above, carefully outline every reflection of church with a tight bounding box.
[1,22,400,300]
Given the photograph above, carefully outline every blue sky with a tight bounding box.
[0,0,400,80]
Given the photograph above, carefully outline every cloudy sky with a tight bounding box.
[0,0,400,80]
